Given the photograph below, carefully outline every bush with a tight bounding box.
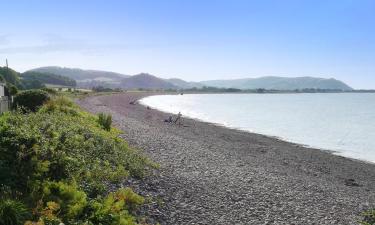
[40,96,78,116]
[0,96,154,223]
[361,210,375,225]
[41,87,58,95]
[7,84,18,96]
[41,181,87,221]
[0,199,30,225]
[98,112,112,131]
[20,79,45,90]
[88,188,143,225]
[0,109,149,193]
[13,90,50,112]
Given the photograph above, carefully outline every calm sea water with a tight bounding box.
[141,93,375,162]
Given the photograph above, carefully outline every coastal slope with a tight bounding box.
[201,76,353,90]
[78,93,375,225]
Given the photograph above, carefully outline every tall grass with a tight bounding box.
[98,112,112,131]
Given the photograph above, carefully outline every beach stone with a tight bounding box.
[77,93,375,225]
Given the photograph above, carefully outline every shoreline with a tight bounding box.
[77,92,375,225]
[140,93,375,165]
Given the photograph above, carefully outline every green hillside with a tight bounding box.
[200,76,353,91]
[21,71,76,87]
[0,67,21,86]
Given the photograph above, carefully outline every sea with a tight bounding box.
[140,93,375,163]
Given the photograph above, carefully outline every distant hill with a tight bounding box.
[29,67,129,87]
[200,76,353,91]
[0,67,46,89]
[21,71,76,87]
[29,66,354,91]
[166,78,203,89]
[120,73,178,89]
[0,67,21,86]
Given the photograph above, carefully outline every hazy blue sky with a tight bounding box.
[0,0,374,88]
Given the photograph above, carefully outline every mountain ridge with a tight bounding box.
[200,76,353,91]
[27,67,353,91]
[121,73,178,89]
[30,66,130,81]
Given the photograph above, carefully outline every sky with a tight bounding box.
[0,0,374,89]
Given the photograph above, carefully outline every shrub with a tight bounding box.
[41,181,87,221]
[0,199,30,225]
[7,84,18,96]
[13,90,50,112]
[361,209,375,225]
[88,188,143,225]
[20,79,45,90]
[41,87,58,95]
[98,112,112,131]
[0,109,150,193]
[40,96,78,116]
[0,95,153,224]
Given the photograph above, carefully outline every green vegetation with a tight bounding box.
[0,94,154,224]
[0,200,30,225]
[13,90,50,112]
[0,67,45,90]
[19,79,45,90]
[0,67,21,87]
[92,86,123,92]
[21,71,76,87]
[7,84,18,96]
[360,210,375,225]
[98,112,112,131]
[0,67,77,91]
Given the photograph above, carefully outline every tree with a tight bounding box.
[7,84,18,95]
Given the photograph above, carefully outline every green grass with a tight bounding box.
[0,95,155,224]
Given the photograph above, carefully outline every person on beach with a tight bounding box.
[174,112,182,126]
[164,116,173,123]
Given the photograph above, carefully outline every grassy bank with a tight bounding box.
[0,93,155,224]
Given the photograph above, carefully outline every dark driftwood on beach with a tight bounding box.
[77,92,375,225]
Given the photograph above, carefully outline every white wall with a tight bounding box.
[0,85,4,97]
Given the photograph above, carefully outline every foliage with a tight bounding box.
[21,71,76,87]
[20,79,46,90]
[98,112,112,131]
[88,188,144,225]
[0,199,31,225]
[0,67,21,86]
[0,96,153,224]
[361,209,375,225]
[41,87,58,95]
[0,66,46,90]
[41,181,87,220]
[13,90,50,112]
[7,83,18,96]
[41,96,77,115]
[92,86,122,92]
